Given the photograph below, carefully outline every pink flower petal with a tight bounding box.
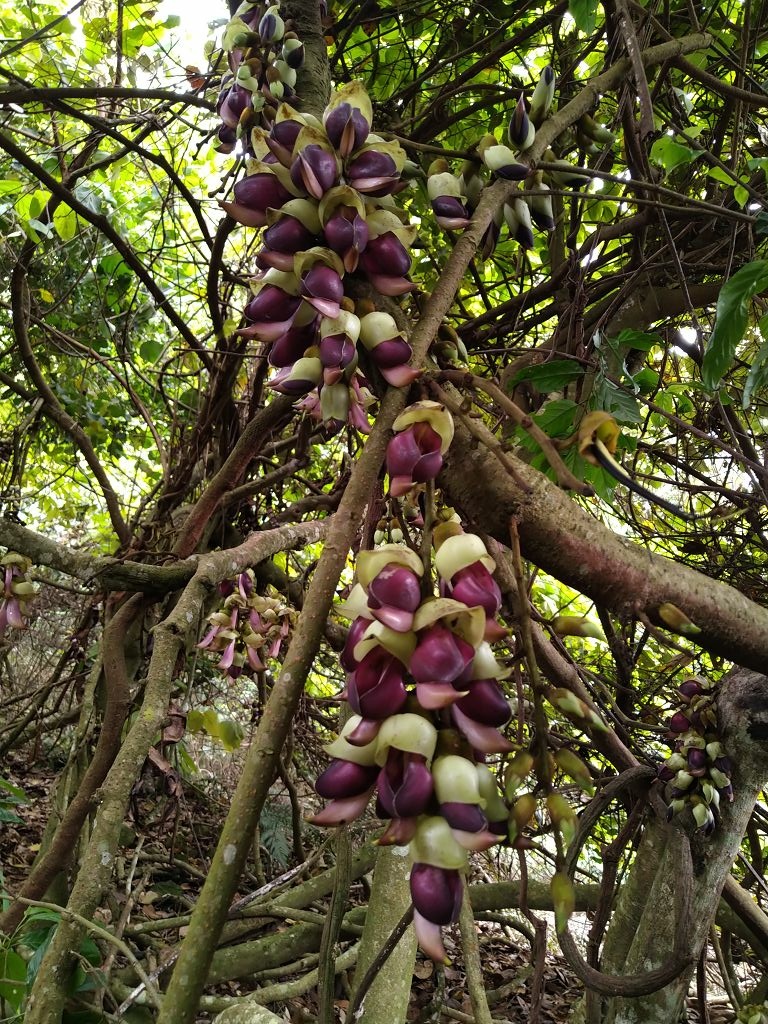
[308,786,375,826]
[451,706,514,754]
[413,911,450,964]
[416,682,468,710]
[450,827,502,851]
[380,365,422,387]
[376,816,418,846]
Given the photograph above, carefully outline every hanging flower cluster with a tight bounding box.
[386,400,455,497]
[198,570,295,679]
[312,400,514,960]
[214,0,305,153]
[219,77,421,432]
[659,675,733,835]
[425,66,555,257]
[0,552,35,639]
[427,65,615,256]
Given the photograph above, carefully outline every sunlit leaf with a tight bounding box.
[702,260,768,389]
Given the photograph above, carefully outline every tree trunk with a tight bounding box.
[352,846,417,1024]
[596,669,768,1023]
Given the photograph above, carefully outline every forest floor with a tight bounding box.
[0,751,733,1023]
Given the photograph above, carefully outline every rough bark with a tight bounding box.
[441,413,768,668]
[352,846,417,1024]
[597,669,768,1023]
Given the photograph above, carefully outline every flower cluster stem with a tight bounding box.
[458,889,494,1024]
[316,828,352,1024]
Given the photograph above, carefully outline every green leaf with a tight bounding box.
[217,718,244,752]
[0,179,22,195]
[591,379,642,423]
[508,359,584,391]
[706,165,739,186]
[0,947,27,1011]
[569,0,598,34]
[0,778,26,801]
[139,339,163,363]
[53,203,79,242]
[650,137,702,172]
[186,709,204,733]
[734,184,749,208]
[613,329,662,353]
[201,708,221,738]
[742,316,768,407]
[702,260,768,389]
[26,926,56,987]
[531,399,579,438]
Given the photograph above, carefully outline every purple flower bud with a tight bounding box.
[377,751,434,818]
[364,565,413,609]
[450,705,514,754]
[244,286,302,326]
[310,789,374,826]
[319,334,357,373]
[377,816,419,845]
[226,173,292,228]
[347,647,408,719]
[455,678,511,727]
[346,150,400,194]
[440,801,488,833]
[410,864,463,926]
[282,38,305,69]
[300,265,344,318]
[269,357,323,395]
[323,207,369,272]
[340,615,371,672]
[291,145,339,199]
[657,764,676,783]
[431,195,472,230]
[360,232,411,278]
[258,7,284,44]
[215,124,238,154]
[668,711,690,734]
[386,423,443,497]
[368,337,413,370]
[325,102,370,155]
[217,84,251,129]
[315,758,379,799]
[269,321,318,368]
[678,679,703,702]
[714,756,732,775]
[264,215,317,254]
[345,716,382,746]
[450,563,502,618]
[479,218,501,260]
[508,93,533,149]
[267,118,304,166]
[410,625,475,686]
[687,748,707,776]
